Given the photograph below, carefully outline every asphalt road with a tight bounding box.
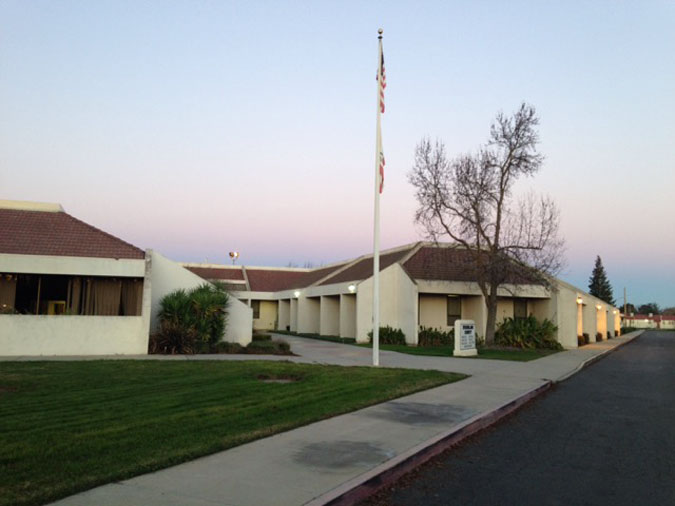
[362,331,675,506]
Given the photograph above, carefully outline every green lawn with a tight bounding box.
[358,343,560,361]
[0,360,463,506]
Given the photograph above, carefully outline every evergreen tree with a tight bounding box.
[588,256,615,305]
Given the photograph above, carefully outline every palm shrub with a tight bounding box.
[418,326,454,347]
[368,326,406,345]
[149,321,199,354]
[495,316,562,350]
[189,284,229,345]
[154,283,229,353]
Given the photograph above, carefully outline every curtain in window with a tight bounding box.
[0,276,17,310]
[67,277,82,315]
[121,279,143,316]
[93,279,123,315]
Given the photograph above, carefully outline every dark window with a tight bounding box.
[447,297,461,326]
[514,299,528,319]
[5,274,142,316]
[251,300,260,319]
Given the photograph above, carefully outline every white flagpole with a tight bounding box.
[372,29,383,367]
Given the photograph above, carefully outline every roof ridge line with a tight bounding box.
[307,253,368,287]
[62,212,145,257]
[241,266,251,292]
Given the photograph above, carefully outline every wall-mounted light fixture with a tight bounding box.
[293,290,301,298]
[348,284,356,293]
[576,296,583,304]
[596,304,602,310]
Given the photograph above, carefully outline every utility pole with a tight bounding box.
[624,287,627,315]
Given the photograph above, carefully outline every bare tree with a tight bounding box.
[409,103,564,343]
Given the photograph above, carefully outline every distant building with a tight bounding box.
[622,313,675,330]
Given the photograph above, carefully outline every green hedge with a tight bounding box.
[495,316,562,350]
[418,326,454,347]
[368,326,406,345]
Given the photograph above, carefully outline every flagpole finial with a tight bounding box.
[378,28,383,38]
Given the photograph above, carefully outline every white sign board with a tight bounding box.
[453,319,478,357]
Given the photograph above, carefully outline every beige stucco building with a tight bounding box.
[186,242,621,349]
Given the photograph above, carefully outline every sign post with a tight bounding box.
[453,319,478,357]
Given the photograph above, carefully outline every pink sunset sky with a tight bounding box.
[1,1,673,307]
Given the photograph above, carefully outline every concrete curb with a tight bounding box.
[555,330,644,383]
[306,380,552,506]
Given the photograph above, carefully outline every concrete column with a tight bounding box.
[339,294,356,338]
[298,297,320,334]
[278,299,291,331]
[462,295,487,341]
[319,295,340,336]
[290,298,298,332]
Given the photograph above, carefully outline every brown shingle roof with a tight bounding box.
[403,246,541,284]
[185,266,245,281]
[246,269,309,292]
[0,209,144,260]
[319,246,416,285]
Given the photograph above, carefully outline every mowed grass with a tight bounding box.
[0,360,464,506]
[358,343,560,361]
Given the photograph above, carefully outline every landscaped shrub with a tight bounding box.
[596,332,603,342]
[154,283,229,353]
[621,326,636,334]
[252,334,272,342]
[214,341,243,354]
[368,326,406,345]
[577,335,585,347]
[583,333,590,344]
[244,340,292,355]
[418,327,454,347]
[614,330,619,337]
[149,321,199,354]
[495,316,562,350]
[607,331,612,340]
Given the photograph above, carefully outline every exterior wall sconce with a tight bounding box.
[596,304,602,310]
[576,297,583,304]
[613,310,618,314]
[348,284,356,293]
[293,290,301,298]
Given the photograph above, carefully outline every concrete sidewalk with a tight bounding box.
[50,332,642,506]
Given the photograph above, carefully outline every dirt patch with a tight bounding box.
[0,385,18,394]
[257,374,302,384]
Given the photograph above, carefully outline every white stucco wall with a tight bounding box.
[356,263,418,344]
[319,295,340,336]
[0,253,145,277]
[148,251,252,346]
[298,296,320,334]
[0,315,150,355]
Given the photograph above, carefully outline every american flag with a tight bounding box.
[377,49,386,193]
[378,150,385,194]
[378,52,386,113]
